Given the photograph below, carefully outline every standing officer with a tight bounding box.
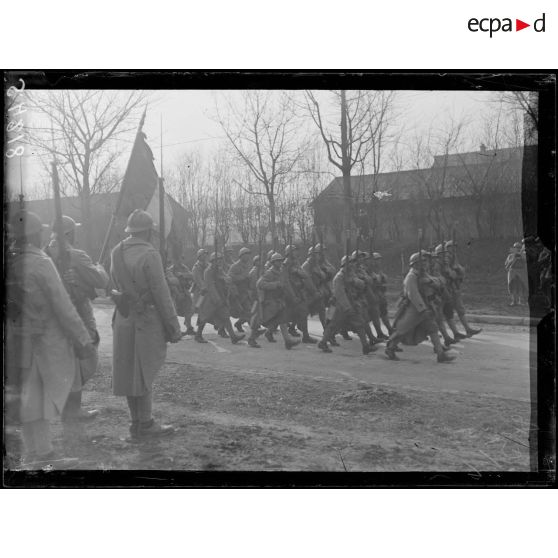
[45,215,109,423]
[445,240,481,337]
[256,252,301,350]
[197,252,246,344]
[385,252,456,363]
[228,247,253,333]
[505,242,528,306]
[6,210,95,463]
[110,209,182,441]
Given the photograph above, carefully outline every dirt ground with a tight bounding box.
[6,346,531,473]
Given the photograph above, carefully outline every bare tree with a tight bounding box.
[216,90,305,248]
[303,90,398,243]
[27,90,147,253]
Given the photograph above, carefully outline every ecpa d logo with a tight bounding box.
[468,13,546,37]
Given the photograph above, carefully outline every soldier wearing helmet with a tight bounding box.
[228,247,253,333]
[385,251,456,363]
[45,214,109,423]
[255,252,301,350]
[197,251,246,345]
[368,251,393,338]
[318,252,372,355]
[190,248,209,331]
[444,239,481,337]
[302,244,330,330]
[110,209,182,441]
[6,210,95,463]
[282,245,320,344]
[165,257,195,336]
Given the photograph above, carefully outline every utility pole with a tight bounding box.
[340,90,352,249]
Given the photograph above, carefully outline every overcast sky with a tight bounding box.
[8,89,518,200]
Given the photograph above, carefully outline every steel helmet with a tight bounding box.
[444,240,457,249]
[239,247,252,257]
[434,244,446,256]
[340,255,350,267]
[266,249,275,259]
[197,248,208,258]
[270,252,284,263]
[409,252,422,265]
[307,246,315,256]
[285,244,298,255]
[513,242,522,249]
[314,243,323,253]
[372,252,382,260]
[125,209,155,233]
[52,215,81,234]
[252,255,261,265]
[209,252,223,262]
[10,210,46,238]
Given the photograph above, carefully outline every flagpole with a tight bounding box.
[98,107,147,264]
[159,114,166,267]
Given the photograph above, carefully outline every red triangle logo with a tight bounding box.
[516,19,530,31]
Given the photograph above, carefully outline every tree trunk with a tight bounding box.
[81,149,92,256]
[268,192,277,250]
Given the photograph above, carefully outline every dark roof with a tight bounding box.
[316,146,526,204]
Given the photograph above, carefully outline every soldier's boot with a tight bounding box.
[341,329,352,341]
[138,419,175,439]
[356,329,371,355]
[317,339,332,353]
[264,329,277,343]
[300,321,318,344]
[288,323,301,337]
[457,312,482,337]
[431,333,456,363]
[385,332,402,360]
[234,319,245,333]
[225,321,245,344]
[280,323,300,350]
[185,325,196,336]
[195,323,208,343]
[447,318,467,341]
[62,390,99,423]
[364,324,378,351]
[218,327,229,338]
[247,334,261,348]
[435,317,455,346]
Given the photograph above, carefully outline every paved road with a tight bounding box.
[95,306,533,402]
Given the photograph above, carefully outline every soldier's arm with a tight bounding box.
[144,250,181,334]
[70,248,109,289]
[333,274,351,310]
[37,257,92,347]
[204,267,224,304]
[257,270,281,291]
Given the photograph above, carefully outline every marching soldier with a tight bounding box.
[283,245,319,344]
[223,246,235,272]
[301,246,328,330]
[45,215,109,422]
[505,242,528,306]
[191,248,208,340]
[445,240,481,336]
[197,252,246,344]
[256,252,301,350]
[110,209,182,441]
[228,247,253,333]
[351,250,379,348]
[431,245,459,346]
[319,255,371,354]
[246,254,266,348]
[385,252,456,363]
[166,258,195,335]
[6,210,95,463]
[370,252,393,336]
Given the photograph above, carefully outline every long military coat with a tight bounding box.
[198,263,231,328]
[392,268,438,345]
[110,237,180,396]
[505,251,528,294]
[228,259,252,321]
[6,245,91,422]
[190,259,207,309]
[256,267,288,327]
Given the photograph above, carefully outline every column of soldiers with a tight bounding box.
[6,205,485,467]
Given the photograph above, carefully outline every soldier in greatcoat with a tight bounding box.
[505,242,528,306]
[191,248,208,330]
[45,215,109,422]
[283,245,319,344]
[319,256,371,354]
[256,252,301,350]
[196,252,246,344]
[110,210,182,441]
[370,252,393,337]
[301,246,328,329]
[385,252,456,363]
[6,210,95,463]
[246,254,266,348]
[166,258,195,335]
[228,247,253,333]
[351,251,379,348]
[445,240,481,337]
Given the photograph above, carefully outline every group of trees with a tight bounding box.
[19,88,536,257]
